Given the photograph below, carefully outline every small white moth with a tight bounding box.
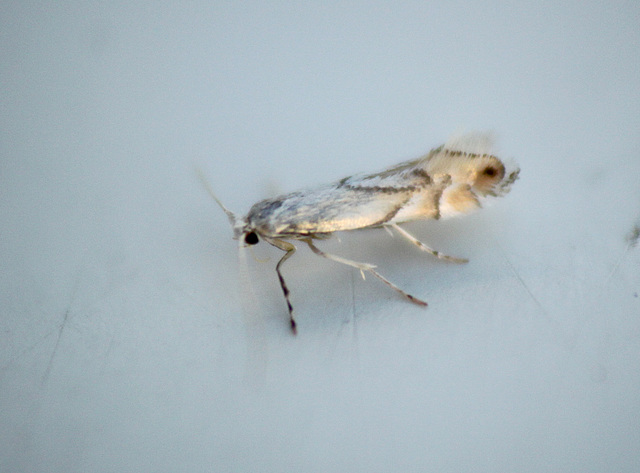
[210,133,519,334]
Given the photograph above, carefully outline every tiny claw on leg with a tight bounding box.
[407,294,428,307]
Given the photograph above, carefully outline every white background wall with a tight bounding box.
[2,1,639,472]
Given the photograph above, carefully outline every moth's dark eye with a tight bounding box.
[244,232,259,245]
[483,166,497,177]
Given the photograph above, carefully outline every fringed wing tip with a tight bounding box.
[444,131,496,155]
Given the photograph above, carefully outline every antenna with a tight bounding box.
[195,167,237,227]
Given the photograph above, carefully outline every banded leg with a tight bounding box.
[304,239,427,307]
[266,238,298,334]
[390,224,468,263]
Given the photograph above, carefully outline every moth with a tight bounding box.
[209,133,519,334]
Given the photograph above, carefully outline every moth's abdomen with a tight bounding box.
[438,183,481,218]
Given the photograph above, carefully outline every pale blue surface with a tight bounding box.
[2,1,639,472]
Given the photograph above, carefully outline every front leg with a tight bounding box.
[265,238,298,334]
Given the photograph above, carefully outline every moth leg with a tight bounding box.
[389,224,468,264]
[266,238,298,334]
[304,239,427,308]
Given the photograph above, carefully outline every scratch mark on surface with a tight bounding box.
[626,223,640,248]
[498,244,549,318]
[604,221,640,286]
[0,328,57,374]
[41,307,71,385]
[327,270,361,366]
[100,335,116,376]
[41,277,80,386]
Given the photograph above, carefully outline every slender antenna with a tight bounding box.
[195,167,237,226]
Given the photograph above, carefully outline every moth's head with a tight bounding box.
[242,230,260,246]
[235,225,261,248]
[231,217,260,246]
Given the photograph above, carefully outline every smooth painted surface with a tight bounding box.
[2,2,639,472]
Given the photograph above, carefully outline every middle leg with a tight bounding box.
[304,239,427,307]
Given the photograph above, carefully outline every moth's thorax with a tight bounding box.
[231,215,250,241]
[244,198,282,238]
[244,190,330,238]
